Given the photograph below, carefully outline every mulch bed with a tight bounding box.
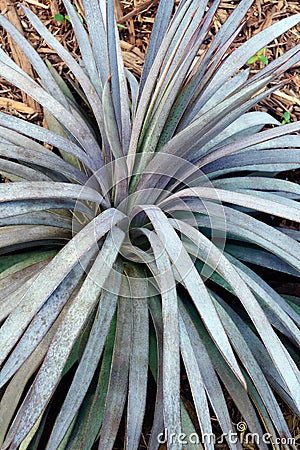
[0,1,299,449]
[0,0,300,124]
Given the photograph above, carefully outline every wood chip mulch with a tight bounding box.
[0,0,299,124]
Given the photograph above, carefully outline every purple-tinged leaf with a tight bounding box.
[0,208,125,367]
[4,227,125,450]
[97,294,133,450]
[47,267,122,449]
[140,206,246,387]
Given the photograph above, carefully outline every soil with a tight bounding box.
[0,1,299,449]
[0,0,300,124]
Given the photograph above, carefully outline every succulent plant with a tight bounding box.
[0,0,300,449]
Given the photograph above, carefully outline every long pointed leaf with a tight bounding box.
[46,268,122,449]
[97,294,133,450]
[146,230,181,450]
[179,315,214,450]
[179,300,244,450]
[126,278,149,450]
[141,205,246,387]
[170,218,300,411]
[0,208,125,365]
[3,227,125,450]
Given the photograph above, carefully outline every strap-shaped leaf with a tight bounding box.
[251,42,300,84]
[62,0,102,95]
[0,224,69,250]
[0,249,56,278]
[214,176,300,195]
[128,0,183,172]
[21,5,105,137]
[218,295,300,416]
[139,0,175,92]
[0,264,48,321]
[0,47,31,79]
[148,295,205,450]
[226,243,300,278]
[168,186,300,223]
[148,297,165,450]
[184,305,270,450]
[126,282,149,450]
[180,403,204,450]
[102,79,123,160]
[97,294,133,450]
[0,181,105,207]
[162,0,217,85]
[0,113,96,171]
[0,259,88,388]
[146,230,181,449]
[180,0,253,126]
[107,0,131,153]
[236,187,300,207]
[101,83,129,201]
[201,257,297,343]
[203,150,300,176]
[192,112,280,158]
[0,199,91,221]
[278,228,300,241]
[135,82,279,191]
[163,196,300,273]
[183,84,280,165]
[195,69,250,117]
[3,227,125,449]
[244,374,284,450]
[197,121,300,167]
[0,144,87,184]
[232,261,300,341]
[205,0,253,54]
[0,60,103,166]
[81,0,108,86]
[140,205,245,387]
[0,159,51,182]
[179,301,253,450]
[137,16,214,161]
[46,266,122,449]
[214,295,297,440]
[179,315,214,450]
[0,208,125,366]
[0,211,72,229]
[125,69,139,114]
[0,14,65,103]
[66,316,117,450]
[200,13,300,106]
[226,254,300,327]
[170,218,300,411]
[0,321,61,448]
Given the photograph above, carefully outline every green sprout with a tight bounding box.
[282,111,291,125]
[247,48,268,65]
[54,13,65,22]
[54,5,83,24]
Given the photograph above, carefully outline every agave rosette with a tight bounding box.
[0,0,300,449]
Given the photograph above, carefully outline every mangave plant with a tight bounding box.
[0,1,300,449]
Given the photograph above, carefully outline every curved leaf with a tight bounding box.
[3,227,125,449]
[0,208,125,366]
[141,205,245,387]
